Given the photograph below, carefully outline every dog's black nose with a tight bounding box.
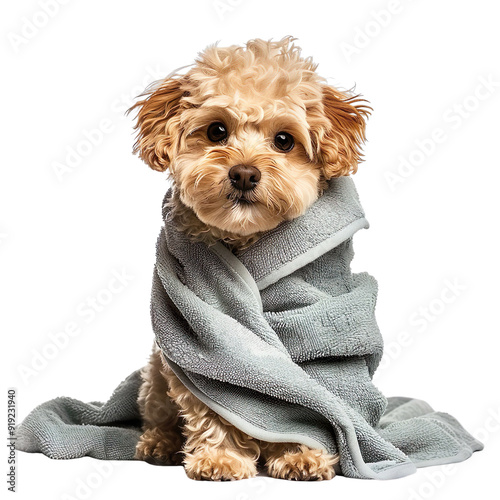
[228,164,261,191]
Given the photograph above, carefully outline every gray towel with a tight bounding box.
[17,177,483,478]
[17,371,143,460]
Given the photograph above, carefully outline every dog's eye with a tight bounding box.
[274,132,294,152]
[207,122,228,142]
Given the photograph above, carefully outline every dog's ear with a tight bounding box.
[128,77,186,172]
[310,85,371,178]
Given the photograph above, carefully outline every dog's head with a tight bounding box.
[130,37,370,237]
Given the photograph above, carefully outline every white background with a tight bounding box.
[2,0,499,499]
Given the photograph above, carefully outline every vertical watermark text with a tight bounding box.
[7,389,17,493]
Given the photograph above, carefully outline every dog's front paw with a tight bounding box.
[184,448,257,481]
[265,444,338,481]
[135,427,183,465]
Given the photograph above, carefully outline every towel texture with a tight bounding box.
[17,177,482,478]
[16,371,143,460]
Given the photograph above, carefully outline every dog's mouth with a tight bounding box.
[225,192,255,206]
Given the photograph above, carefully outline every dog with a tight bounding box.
[129,37,370,481]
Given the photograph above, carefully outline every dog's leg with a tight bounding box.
[260,441,338,480]
[135,345,184,465]
[165,368,259,481]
